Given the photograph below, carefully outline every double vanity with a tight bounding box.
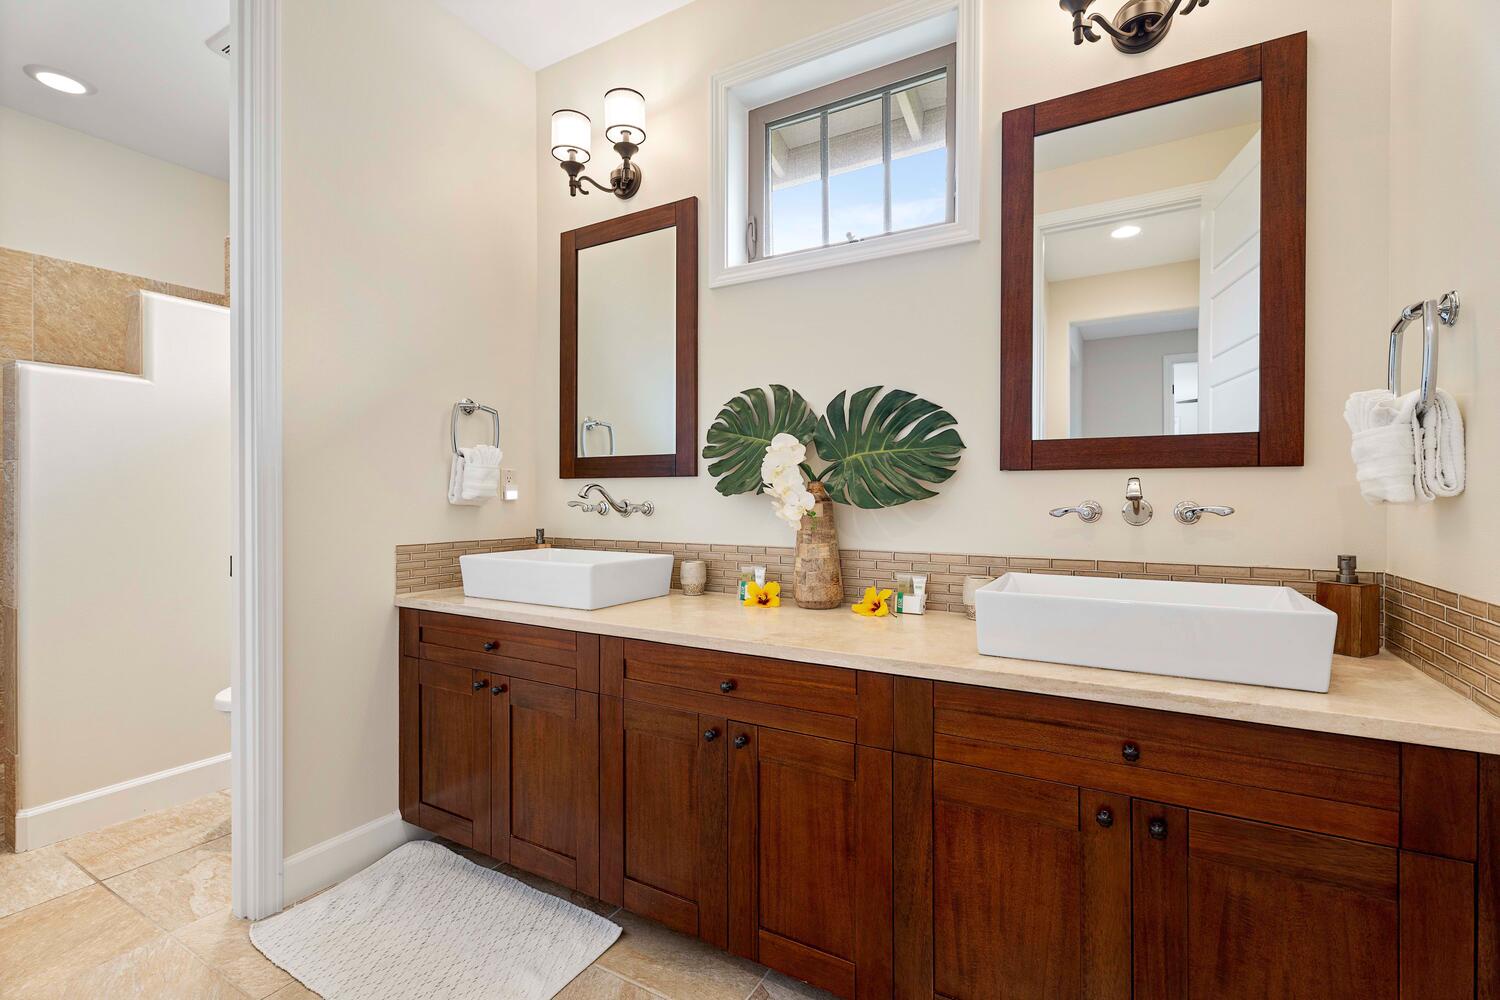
[397,557,1500,1000]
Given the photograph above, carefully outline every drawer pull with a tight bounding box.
[720,679,737,693]
[1095,807,1114,829]
[482,641,498,652]
[472,679,486,691]
[703,728,719,742]
[1121,742,1141,763]
[1148,817,1169,840]
[734,734,749,749]
[491,684,507,695]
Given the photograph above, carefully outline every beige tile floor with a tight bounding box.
[0,794,836,1000]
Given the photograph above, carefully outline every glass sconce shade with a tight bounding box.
[603,88,646,145]
[551,109,592,163]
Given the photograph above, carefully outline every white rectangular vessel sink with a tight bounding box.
[460,549,673,610]
[975,574,1337,692]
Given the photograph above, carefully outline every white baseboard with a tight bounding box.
[282,810,429,906]
[15,752,232,852]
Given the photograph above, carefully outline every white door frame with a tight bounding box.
[230,0,284,921]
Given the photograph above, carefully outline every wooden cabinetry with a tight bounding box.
[400,610,1499,1000]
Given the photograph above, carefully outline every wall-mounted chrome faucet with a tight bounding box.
[1049,500,1103,523]
[1173,500,1235,525]
[573,482,654,517]
[1122,477,1153,525]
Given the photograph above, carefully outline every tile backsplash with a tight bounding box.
[1384,574,1500,716]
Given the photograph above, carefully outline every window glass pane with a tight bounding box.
[827,95,886,243]
[889,74,949,230]
[767,116,822,255]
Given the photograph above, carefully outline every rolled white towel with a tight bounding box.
[448,454,483,506]
[460,444,502,501]
[1416,388,1465,500]
[1345,389,1422,504]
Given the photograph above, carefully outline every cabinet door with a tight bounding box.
[490,677,599,896]
[398,658,490,851]
[727,725,892,1000]
[601,698,727,945]
[1132,803,1399,1000]
[928,761,1130,1000]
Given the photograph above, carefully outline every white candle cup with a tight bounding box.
[680,560,708,596]
[962,575,992,621]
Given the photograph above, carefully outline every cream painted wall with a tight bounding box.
[1043,260,1199,438]
[1383,0,1500,603]
[1035,122,1259,215]
[281,0,538,856]
[533,1,1390,572]
[0,107,227,292]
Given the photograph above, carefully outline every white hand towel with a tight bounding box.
[459,445,502,501]
[1416,388,1465,500]
[447,454,482,506]
[1345,389,1422,504]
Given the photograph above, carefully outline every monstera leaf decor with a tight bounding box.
[815,387,965,509]
[702,385,817,497]
[704,384,964,508]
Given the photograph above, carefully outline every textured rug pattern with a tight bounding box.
[250,841,620,1000]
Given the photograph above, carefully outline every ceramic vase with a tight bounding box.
[793,481,844,609]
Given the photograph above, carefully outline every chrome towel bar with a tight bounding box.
[451,398,500,456]
[1388,291,1459,416]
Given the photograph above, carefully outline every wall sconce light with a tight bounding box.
[550,88,646,199]
[1059,0,1208,54]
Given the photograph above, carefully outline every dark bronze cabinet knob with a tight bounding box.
[491,684,507,695]
[734,734,749,749]
[1122,742,1141,763]
[472,679,486,690]
[720,679,737,693]
[482,641,498,652]
[703,728,719,742]
[1095,807,1114,828]
[1148,817,1168,840]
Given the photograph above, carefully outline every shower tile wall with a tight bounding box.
[0,247,227,851]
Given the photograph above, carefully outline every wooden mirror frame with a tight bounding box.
[560,197,698,478]
[1000,34,1306,470]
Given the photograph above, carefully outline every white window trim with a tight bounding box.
[709,0,982,289]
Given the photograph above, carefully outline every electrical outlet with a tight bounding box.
[501,468,519,501]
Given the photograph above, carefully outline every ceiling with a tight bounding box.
[1044,204,1201,283]
[1074,306,1199,342]
[1035,82,1260,173]
[0,0,231,179]
[436,0,697,70]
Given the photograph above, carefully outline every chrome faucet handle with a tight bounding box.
[1122,477,1153,526]
[1173,500,1235,525]
[1049,501,1103,523]
[567,500,608,516]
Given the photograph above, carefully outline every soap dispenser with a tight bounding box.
[1314,555,1380,658]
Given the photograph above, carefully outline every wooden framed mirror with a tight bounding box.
[561,197,698,478]
[1000,34,1306,470]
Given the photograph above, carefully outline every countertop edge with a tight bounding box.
[395,590,1500,756]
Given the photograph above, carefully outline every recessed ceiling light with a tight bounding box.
[23,64,95,96]
[1111,224,1142,240]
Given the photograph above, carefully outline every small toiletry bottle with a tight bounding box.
[1314,555,1380,657]
[738,564,767,602]
[896,574,927,615]
[534,528,551,549]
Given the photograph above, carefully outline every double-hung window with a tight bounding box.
[747,45,956,262]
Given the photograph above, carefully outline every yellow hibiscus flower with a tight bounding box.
[744,581,781,608]
[852,587,894,617]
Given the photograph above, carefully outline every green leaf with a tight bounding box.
[702,385,817,497]
[814,386,965,509]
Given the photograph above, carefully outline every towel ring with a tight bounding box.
[451,398,501,456]
[1388,291,1459,416]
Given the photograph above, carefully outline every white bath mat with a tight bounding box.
[250,840,620,1000]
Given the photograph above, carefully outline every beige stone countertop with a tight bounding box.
[396,588,1500,755]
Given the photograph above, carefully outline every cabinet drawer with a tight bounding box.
[934,684,1401,844]
[623,640,858,718]
[418,611,581,684]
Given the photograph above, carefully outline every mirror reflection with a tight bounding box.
[1033,82,1262,440]
[576,227,677,457]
